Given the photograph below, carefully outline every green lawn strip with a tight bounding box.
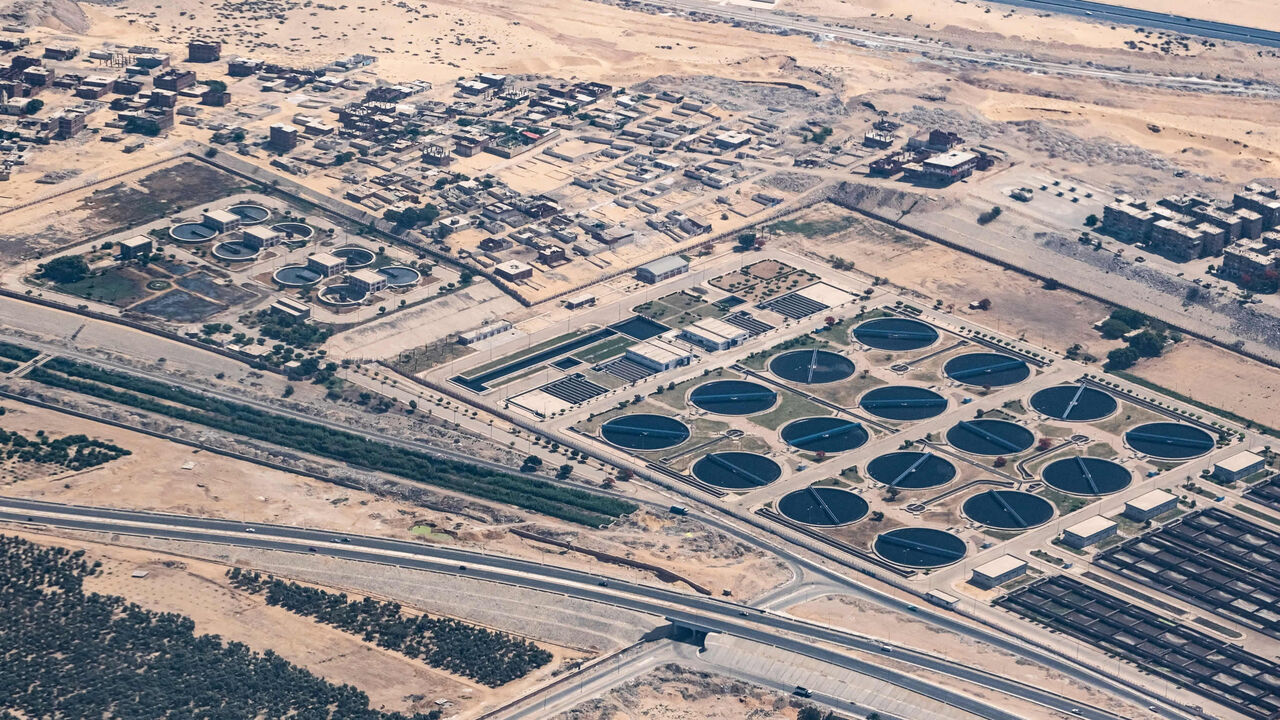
[55,269,150,305]
[1110,370,1279,438]
[574,336,635,363]
[29,360,633,526]
[1233,503,1280,527]
[747,392,828,431]
[462,329,587,379]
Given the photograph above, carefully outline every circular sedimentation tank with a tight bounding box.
[169,222,218,243]
[1125,422,1215,460]
[874,527,967,569]
[853,317,939,351]
[1042,457,1132,496]
[317,284,366,306]
[688,380,778,416]
[962,489,1054,530]
[211,241,259,262]
[600,414,690,451]
[378,265,421,287]
[858,386,948,421]
[777,486,868,526]
[769,349,854,384]
[1029,384,1118,422]
[781,417,869,454]
[692,452,782,489]
[272,222,315,240]
[866,451,957,490]
[228,204,270,224]
[944,352,1030,387]
[273,265,322,287]
[946,419,1034,456]
[333,246,375,268]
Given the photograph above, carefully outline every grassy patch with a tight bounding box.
[390,341,475,375]
[747,392,827,431]
[1085,443,1118,458]
[1234,503,1280,527]
[766,215,857,238]
[55,268,150,305]
[463,329,585,378]
[574,335,635,363]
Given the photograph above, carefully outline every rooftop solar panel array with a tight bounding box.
[760,292,827,320]
[599,357,655,383]
[721,311,774,336]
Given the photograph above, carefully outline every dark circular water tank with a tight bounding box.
[211,241,258,261]
[858,385,948,421]
[874,527,967,568]
[378,265,421,286]
[600,414,690,451]
[1125,422,1215,460]
[689,380,777,416]
[272,222,314,239]
[944,353,1030,387]
[770,349,855,384]
[273,265,322,286]
[228,204,270,224]
[318,284,366,305]
[333,246,375,268]
[170,223,218,242]
[1042,457,1131,495]
[692,452,781,489]
[946,419,1035,456]
[777,486,868,526]
[866,451,957,490]
[853,317,939,351]
[780,417,869,454]
[1029,385,1118,422]
[962,490,1054,530]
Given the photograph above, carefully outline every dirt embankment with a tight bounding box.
[1,0,89,32]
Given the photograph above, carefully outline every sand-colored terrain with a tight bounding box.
[556,663,803,720]
[1131,338,1280,430]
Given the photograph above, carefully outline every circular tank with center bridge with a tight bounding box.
[1125,422,1215,460]
[228,204,270,225]
[946,418,1034,456]
[853,317,939,351]
[769,349,854,384]
[874,527,967,568]
[777,486,868,526]
[688,380,778,416]
[1029,384,1118,422]
[962,489,1054,530]
[333,246,375,268]
[600,414,690,451]
[944,352,1030,387]
[692,452,781,489]
[780,417,869,454]
[858,385,948,421]
[1042,457,1131,496]
[273,265,322,287]
[170,223,218,243]
[866,451,957,490]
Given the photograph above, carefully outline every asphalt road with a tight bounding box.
[994,0,1280,48]
[0,497,1179,720]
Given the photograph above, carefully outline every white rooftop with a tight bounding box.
[349,268,385,285]
[1215,450,1264,473]
[1065,515,1117,537]
[974,554,1026,578]
[309,251,344,266]
[1127,489,1177,512]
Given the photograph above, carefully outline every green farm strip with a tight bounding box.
[26,357,635,527]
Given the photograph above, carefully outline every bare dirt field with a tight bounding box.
[1130,338,1280,431]
[779,205,1117,355]
[555,663,802,720]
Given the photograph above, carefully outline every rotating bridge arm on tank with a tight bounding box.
[807,487,841,525]
[1127,431,1214,449]
[1074,457,1101,495]
[948,359,1025,380]
[790,421,862,448]
[956,421,1022,453]
[889,452,934,488]
[984,490,1028,528]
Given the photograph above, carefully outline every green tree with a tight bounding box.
[1097,318,1131,339]
[39,255,89,284]
[1105,346,1140,370]
[1128,329,1166,358]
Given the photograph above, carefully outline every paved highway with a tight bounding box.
[634,0,1273,95]
[995,0,1280,48]
[0,497,1184,720]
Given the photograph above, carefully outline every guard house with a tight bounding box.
[202,209,241,233]
[970,555,1027,590]
[118,235,153,260]
[1062,516,1118,549]
[1124,489,1178,522]
[563,293,596,309]
[625,338,695,373]
[1213,451,1266,483]
[306,252,347,278]
[241,225,281,250]
[635,255,689,284]
[494,260,534,282]
[457,321,512,345]
[680,317,749,352]
[348,269,388,294]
